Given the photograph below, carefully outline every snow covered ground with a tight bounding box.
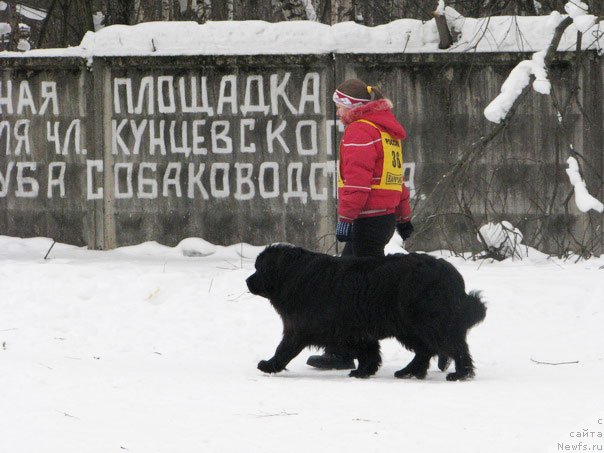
[0,235,602,453]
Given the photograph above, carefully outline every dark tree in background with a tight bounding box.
[37,0,95,47]
[3,1,20,50]
[0,0,100,49]
[105,0,135,25]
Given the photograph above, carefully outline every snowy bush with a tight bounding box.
[477,221,526,260]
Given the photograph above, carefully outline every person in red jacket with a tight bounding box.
[306,78,415,370]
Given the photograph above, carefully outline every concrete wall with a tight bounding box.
[1,52,602,254]
[0,57,94,246]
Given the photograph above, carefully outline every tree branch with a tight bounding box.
[433,9,453,49]
[416,15,575,225]
[530,358,579,365]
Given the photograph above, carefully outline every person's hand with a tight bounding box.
[336,221,352,242]
[396,221,414,241]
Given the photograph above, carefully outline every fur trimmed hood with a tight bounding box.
[340,99,406,140]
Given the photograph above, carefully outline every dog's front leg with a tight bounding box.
[258,334,305,374]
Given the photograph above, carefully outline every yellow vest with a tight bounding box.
[338,119,404,192]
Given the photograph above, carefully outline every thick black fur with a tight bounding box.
[246,244,486,381]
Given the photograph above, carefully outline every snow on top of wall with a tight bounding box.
[0,12,601,59]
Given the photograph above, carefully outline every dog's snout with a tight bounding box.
[246,273,257,292]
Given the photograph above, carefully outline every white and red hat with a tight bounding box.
[332,89,371,108]
[332,79,374,108]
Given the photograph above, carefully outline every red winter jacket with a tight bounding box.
[338,99,412,223]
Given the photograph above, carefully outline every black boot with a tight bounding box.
[306,352,355,370]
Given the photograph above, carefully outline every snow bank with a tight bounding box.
[478,221,527,260]
[1,14,601,58]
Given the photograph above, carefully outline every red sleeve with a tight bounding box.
[395,183,412,222]
[337,123,380,222]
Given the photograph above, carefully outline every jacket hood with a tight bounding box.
[341,99,407,140]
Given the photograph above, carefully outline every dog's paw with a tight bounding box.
[349,369,371,379]
[437,355,452,372]
[394,368,426,379]
[446,370,475,381]
[257,359,280,374]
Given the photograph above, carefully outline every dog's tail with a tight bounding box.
[461,290,487,329]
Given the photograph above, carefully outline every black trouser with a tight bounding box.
[341,213,396,258]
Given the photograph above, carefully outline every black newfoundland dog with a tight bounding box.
[246,244,486,381]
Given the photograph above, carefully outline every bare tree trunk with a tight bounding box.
[132,0,145,23]
[195,0,212,22]
[312,0,330,23]
[37,0,59,48]
[160,0,175,20]
[69,0,95,37]
[330,0,338,23]
[352,0,364,23]
[60,0,68,46]
[343,0,353,21]
[82,0,95,32]
[273,0,308,20]
[226,0,234,20]
[107,0,135,25]
[302,0,317,20]
[433,3,453,49]
[330,0,353,23]
[6,1,19,51]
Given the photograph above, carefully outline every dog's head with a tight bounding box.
[246,243,304,299]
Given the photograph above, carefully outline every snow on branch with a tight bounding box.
[480,2,603,219]
[483,50,550,123]
[302,0,317,21]
[483,1,602,125]
[565,157,604,213]
[482,12,572,124]
[0,22,11,35]
[435,0,445,15]
[477,221,526,260]
[564,1,598,33]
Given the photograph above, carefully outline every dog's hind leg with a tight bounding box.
[258,333,306,374]
[444,340,475,381]
[349,340,381,378]
[394,349,432,379]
